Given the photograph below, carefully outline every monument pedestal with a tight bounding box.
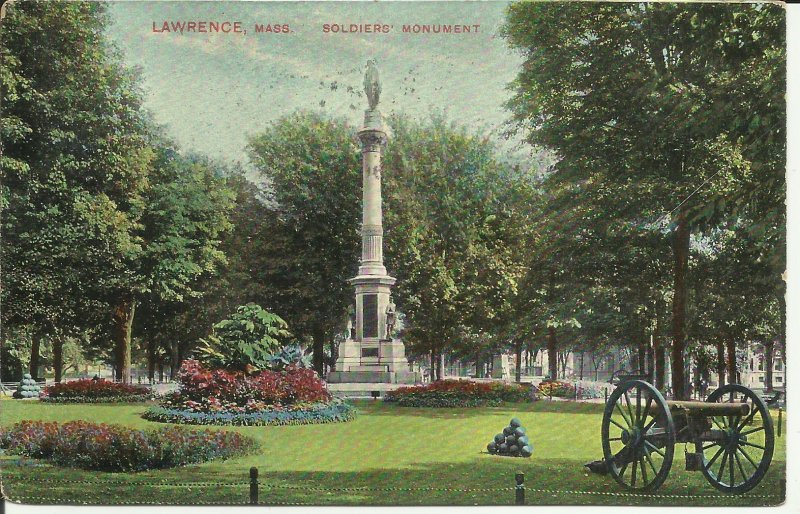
[328,337,420,384]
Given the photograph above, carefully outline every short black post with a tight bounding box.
[515,472,525,505]
[604,387,608,404]
[777,408,782,437]
[249,467,259,505]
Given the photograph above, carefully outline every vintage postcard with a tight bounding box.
[0,0,790,509]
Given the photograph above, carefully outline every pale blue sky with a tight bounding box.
[107,1,528,167]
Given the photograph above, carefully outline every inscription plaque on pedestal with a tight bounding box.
[363,294,378,338]
[361,347,379,358]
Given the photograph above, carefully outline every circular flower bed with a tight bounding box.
[0,420,257,472]
[142,360,355,426]
[40,379,152,403]
[384,379,535,408]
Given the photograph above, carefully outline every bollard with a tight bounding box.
[249,467,259,505]
[778,408,782,438]
[515,472,525,505]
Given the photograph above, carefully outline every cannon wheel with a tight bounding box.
[602,380,675,492]
[698,384,774,493]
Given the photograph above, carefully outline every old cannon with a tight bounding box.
[600,380,774,493]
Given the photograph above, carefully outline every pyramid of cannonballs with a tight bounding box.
[13,373,42,399]
[487,417,532,458]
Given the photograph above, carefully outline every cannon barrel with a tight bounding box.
[658,400,750,416]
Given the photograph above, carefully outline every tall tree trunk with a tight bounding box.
[671,211,690,400]
[170,340,179,380]
[655,342,666,392]
[147,339,156,382]
[628,347,638,372]
[515,340,523,383]
[53,339,63,383]
[158,361,164,382]
[653,312,665,390]
[579,351,585,380]
[637,327,647,376]
[29,334,42,380]
[764,339,774,393]
[312,327,325,377]
[646,337,654,381]
[558,352,568,377]
[715,339,726,387]
[547,326,558,380]
[726,336,737,385]
[436,350,443,380]
[112,295,136,384]
[329,339,337,372]
[177,343,185,370]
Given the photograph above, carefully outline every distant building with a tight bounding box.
[735,344,784,391]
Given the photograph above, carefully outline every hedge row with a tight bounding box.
[142,400,356,426]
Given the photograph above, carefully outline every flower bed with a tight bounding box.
[142,360,354,425]
[536,380,576,399]
[0,420,257,472]
[383,380,534,407]
[40,379,151,403]
[143,399,356,426]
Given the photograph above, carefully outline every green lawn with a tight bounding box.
[0,399,785,506]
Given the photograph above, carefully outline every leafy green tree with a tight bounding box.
[247,112,361,375]
[690,224,782,390]
[503,1,784,398]
[115,146,235,381]
[383,115,528,380]
[134,170,270,381]
[1,1,151,379]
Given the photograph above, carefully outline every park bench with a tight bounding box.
[608,369,651,385]
[760,390,784,407]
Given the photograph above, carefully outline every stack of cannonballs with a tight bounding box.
[13,373,42,399]
[487,417,532,458]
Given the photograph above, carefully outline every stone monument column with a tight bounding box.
[329,60,418,385]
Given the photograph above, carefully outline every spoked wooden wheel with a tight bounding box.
[698,384,774,493]
[602,380,675,492]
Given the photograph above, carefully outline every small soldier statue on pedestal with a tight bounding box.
[347,304,356,339]
[385,299,396,340]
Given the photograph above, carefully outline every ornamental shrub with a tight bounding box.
[196,304,292,371]
[40,379,151,403]
[383,380,534,407]
[0,420,257,472]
